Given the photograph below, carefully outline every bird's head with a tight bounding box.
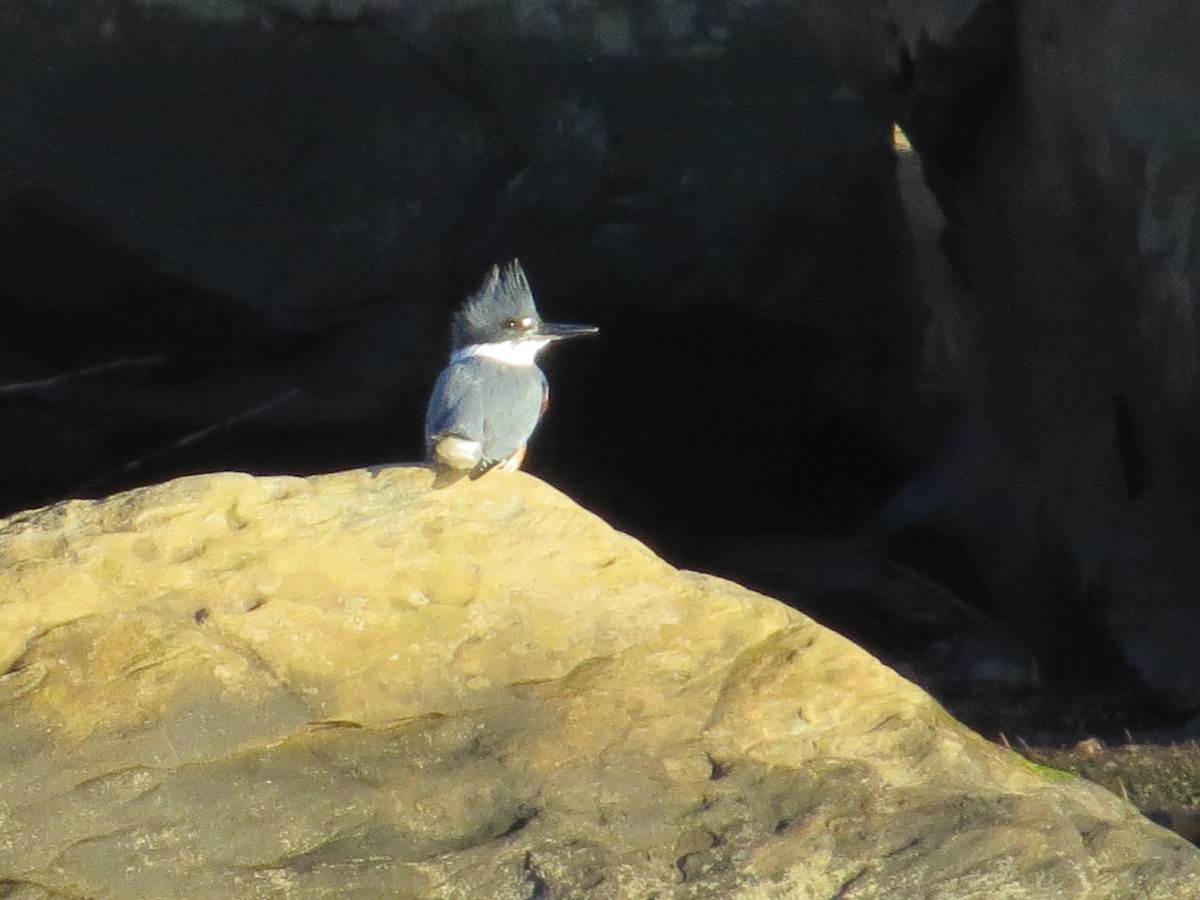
[452,261,598,353]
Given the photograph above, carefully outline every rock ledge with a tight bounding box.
[0,468,1196,898]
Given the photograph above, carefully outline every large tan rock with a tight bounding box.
[0,468,1196,898]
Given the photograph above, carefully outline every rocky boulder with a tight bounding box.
[0,469,1196,897]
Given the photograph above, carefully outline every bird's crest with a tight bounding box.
[452,260,541,347]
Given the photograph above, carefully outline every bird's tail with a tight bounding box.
[430,465,470,489]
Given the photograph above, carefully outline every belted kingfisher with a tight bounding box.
[425,260,597,481]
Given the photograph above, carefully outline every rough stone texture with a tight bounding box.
[0,468,1197,898]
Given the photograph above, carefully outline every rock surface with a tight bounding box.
[0,468,1196,898]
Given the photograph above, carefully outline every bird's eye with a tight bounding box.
[502,318,519,329]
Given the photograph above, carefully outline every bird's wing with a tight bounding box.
[424,361,486,449]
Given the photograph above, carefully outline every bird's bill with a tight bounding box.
[537,322,600,341]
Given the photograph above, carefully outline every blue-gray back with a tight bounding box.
[424,357,547,462]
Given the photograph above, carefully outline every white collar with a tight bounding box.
[451,339,549,366]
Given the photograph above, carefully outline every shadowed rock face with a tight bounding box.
[861,2,1200,710]
[0,468,1197,897]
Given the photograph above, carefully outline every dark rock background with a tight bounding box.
[2,0,1199,722]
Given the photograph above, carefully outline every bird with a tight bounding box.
[424,260,597,483]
